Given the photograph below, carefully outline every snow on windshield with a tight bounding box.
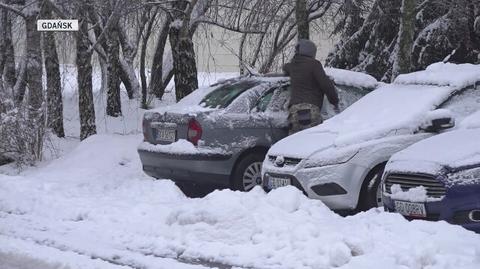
[394,62,480,88]
[310,83,456,146]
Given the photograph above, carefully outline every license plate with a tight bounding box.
[394,201,427,218]
[154,128,176,143]
[268,177,291,189]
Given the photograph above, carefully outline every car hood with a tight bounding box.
[387,128,480,175]
[268,130,337,158]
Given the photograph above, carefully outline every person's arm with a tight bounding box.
[282,63,291,76]
[313,62,339,106]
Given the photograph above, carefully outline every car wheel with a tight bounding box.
[357,165,385,211]
[175,181,215,198]
[232,152,265,191]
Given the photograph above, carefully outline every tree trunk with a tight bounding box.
[25,6,44,159]
[106,27,122,117]
[149,19,171,99]
[0,9,5,91]
[99,55,108,93]
[296,0,309,40]
[392,0,416,80]
[118,58,136,100]
[140,13,157,108]
[1,8,16,92]
[25,15,43,115]
[76,17,97,141]
[42,6,65,138]
[169,1,198,101]
[13,58,27,104]
[239,33,247,75]
[117,28,140,100]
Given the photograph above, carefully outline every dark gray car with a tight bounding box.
[138,72,378,192]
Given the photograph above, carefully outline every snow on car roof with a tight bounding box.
[394,62,480,88]
[325,67,378,89]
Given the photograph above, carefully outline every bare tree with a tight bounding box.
[168,0,199,101]
[76,6,97,140]
[0,4,16,93]
[148,17,172,100]
[0,0,45,161]
[138,7,158,108]
[296,0,309,40]
[41,3,65,137]
[106,25,122,117]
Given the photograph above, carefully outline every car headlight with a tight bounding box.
[447,167,480,185]
[303,149,359,168]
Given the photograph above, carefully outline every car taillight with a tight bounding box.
[187,119,202,146]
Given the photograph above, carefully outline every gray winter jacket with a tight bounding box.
[283,55,339,109]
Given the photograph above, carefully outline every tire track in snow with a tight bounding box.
[1,232,241,269]
[0,212,249,269]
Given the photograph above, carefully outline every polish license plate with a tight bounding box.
[154,128,176,143]
[268,176,291,190]
[394,201,427,218]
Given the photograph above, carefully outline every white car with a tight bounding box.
[262,63,480,211]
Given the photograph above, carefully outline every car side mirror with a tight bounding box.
[421,109,455,132]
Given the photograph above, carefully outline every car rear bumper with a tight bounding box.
[138,149,234,186]
[263,162,368,210]
[383,186,480,233]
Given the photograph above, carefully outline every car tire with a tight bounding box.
[232,152,265,192]
[175,181,215,198]
[357,165,385,211]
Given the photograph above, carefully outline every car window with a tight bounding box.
[321,85,370,120]
[256,91,274,112]
[255,85,290,113]
[440,85,480,122]
[200,80,261,109]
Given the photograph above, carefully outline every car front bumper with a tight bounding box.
[138,148,234,186]
[263,161,369,210]
[383,184,480,233]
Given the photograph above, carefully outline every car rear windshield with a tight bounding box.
[200,80,262,109]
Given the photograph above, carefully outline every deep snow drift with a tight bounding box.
[1,135,479,269]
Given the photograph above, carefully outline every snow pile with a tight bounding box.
[387,185,442,202]
[394,62,480,88]
[1,135,480,269]
[325,67,378,89]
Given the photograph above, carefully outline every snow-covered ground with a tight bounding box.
[1,70,480,269]
[1,135,480,269]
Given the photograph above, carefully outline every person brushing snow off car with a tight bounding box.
[283,39,340,134]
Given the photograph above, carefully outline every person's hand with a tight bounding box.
[333,104,341,114]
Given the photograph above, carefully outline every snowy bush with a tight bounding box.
[0,96,45,166]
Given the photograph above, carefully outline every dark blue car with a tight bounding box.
[382,111,480,233]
